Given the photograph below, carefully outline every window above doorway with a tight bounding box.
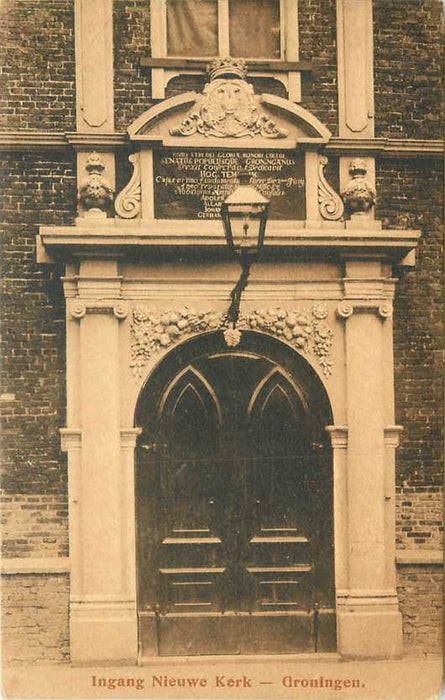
[166,0,281,60]
[146,0,308,102]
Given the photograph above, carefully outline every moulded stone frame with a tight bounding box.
[48,245,421,664]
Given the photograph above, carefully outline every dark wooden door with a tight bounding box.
[137,348,335,656]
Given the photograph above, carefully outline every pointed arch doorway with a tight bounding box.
[135,331,335,657]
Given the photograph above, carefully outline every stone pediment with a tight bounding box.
[127,60,331,148]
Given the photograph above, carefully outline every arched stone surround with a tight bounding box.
[59,251,407,663]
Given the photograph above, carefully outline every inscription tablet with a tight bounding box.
[153,148,306,220]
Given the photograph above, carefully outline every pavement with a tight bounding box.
[1,654,443,700]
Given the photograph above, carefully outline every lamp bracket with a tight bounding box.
[225,252,253,329]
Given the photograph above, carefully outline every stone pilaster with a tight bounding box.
[62,261,138,665]
[334,261,403,659]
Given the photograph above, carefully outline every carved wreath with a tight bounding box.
[130,304,333,378]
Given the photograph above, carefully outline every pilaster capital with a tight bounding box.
[336,300,393,320]
[60,428,82,452]
[336,301,354,319]
[325,425,348,448]
[120,428,143,449]
[70,301,87,319]
[336,589,400,613]
[68,299,130,320]
[113,301,129,320]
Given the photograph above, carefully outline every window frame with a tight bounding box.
[149,0,301,101]
[164,0,285,61]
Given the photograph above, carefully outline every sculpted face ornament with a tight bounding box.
[202,79,257,137]
[341,158,376,217]
[78,152,114,216]
[170,57,288,139]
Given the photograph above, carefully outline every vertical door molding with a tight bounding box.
[325,426,348,603]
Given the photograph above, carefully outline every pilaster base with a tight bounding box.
[337,593,403,659]
[70,599,138,665]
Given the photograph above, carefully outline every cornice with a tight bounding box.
[0,131,442,157]
[0,131,127,152]
[326,137,444,157]
[65,132,127,149]
[37,222,420,265]
[0,131,67,151]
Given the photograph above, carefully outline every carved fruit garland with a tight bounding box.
[130,305,333,378]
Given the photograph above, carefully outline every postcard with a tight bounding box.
[1,1,443,699]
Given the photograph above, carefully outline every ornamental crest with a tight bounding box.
[170,58,288,139]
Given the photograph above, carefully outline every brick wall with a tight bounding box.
[374,0,444,139]
[0,0,75,131]
[1,494,68,558]
[114,0,152,131]
[299,0,338,135]
[397,566,443,654]
[1,574,69,664]
[380,155,444,655]
[396,488,443,550]
[1,152,76,495]
[395,488,443,654]
[1,151,73,659]
[376,158,444,487]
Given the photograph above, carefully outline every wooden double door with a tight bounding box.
[136,335,335,656]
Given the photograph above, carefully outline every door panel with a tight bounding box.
[136,341,335,656]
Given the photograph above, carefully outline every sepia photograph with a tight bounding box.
[0,0,443,698]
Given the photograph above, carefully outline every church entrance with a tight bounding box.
[135,332,335,656]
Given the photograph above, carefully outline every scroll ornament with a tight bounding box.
[170,58,288,140]
[318,156,344,221]
[130,304,333,378]
[114,153,141,219]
